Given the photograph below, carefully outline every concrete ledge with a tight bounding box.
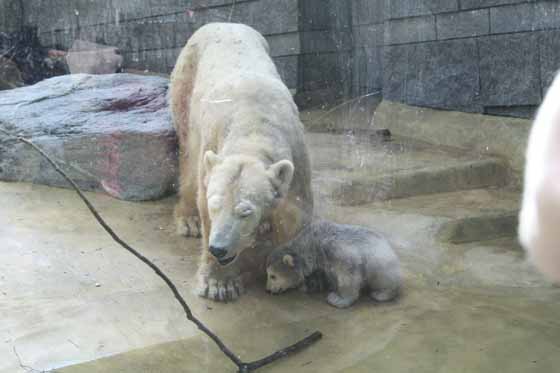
[300,94,382,131]
[307,132,509,206]
[374,100,531,186]
[357,188,521,244]
[437,213,518,244]
[313,158,508,206]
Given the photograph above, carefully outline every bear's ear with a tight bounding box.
[267,160,294,199]
[283,254,295,268]
[204,150,222,173]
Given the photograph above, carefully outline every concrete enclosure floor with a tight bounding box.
[2,178,560,373]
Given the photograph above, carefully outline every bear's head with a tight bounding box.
[265,252,304,294]
[204,151,294,266]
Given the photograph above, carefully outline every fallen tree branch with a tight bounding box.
[0,126,322,372]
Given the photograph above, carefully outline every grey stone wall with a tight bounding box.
[4,0,300,89]
[352,0,384,96]
[381,0,560,117]
[0,0,23,32]
[296,0,353,107]
[3,0,560,117]
[0,0,358,107]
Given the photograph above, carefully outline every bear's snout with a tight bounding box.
[209,245,227,259]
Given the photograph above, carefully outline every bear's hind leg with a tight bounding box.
[367,264,401,302]
[326,273,361,308]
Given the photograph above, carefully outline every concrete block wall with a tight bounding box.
[382,0,560,117]
[1,0,356,107]
[351,0,384,96]
[3,0,560,117]
[293,0,354,107]
[13,0,300,89]
[0,0,23,33]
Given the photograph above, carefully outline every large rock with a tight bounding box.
[0,73,178,201]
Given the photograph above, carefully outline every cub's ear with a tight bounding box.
[204,150,222,173]
[283,254,295,268]
[267,160,294,199]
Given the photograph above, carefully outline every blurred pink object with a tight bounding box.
[519,73,560,282]
[66,40,123,74]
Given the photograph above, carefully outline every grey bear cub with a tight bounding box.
[266,220,401,308]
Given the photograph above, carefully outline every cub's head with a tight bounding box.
[266,251,304,294]
[204,151,294,266]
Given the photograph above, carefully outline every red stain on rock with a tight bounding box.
[99,132,124,198]
[100,88,167,113]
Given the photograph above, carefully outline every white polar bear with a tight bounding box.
[169,23,314,301]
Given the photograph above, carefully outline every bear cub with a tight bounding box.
[266,220,401,308]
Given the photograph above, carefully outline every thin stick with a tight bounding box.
[0,126,322,372]
[240,331,323,372]
[308,90,382,127]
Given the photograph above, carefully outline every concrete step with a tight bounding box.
[318,188,520,244]
[438,238,546,289]
[306,132,509,206]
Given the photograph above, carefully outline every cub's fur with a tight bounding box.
[266,220,401,308]
[519,72,560,282]
[169,23,313,301]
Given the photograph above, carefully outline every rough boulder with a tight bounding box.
[0,73,178,201]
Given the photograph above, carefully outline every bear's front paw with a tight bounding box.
[258,221,272,236]
[196,274,245,302]
[176,215,201,238]
[326,292,355,309]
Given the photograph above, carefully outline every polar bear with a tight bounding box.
[169,23,314,301]
[266,220,401,308]
[519,72,560,282]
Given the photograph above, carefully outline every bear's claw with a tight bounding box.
[197,275,244,302]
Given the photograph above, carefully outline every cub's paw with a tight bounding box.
[176,215,201,238]
[326,292,355,309]
[196,274,244,302]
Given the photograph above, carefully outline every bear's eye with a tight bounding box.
[270,275,277,280]
[239,209,253,218]
[236,201,255,218]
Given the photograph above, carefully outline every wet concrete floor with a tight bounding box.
[2,181,560,373]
